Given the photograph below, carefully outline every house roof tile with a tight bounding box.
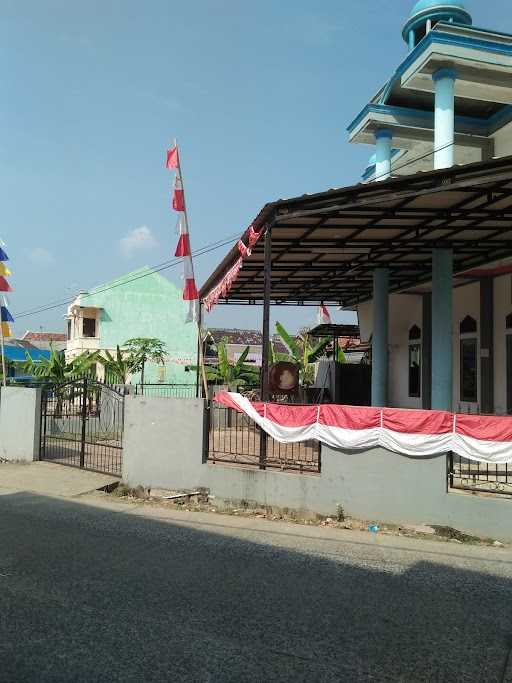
[22,331,67,342]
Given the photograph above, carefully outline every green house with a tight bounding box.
[65,266,197,385]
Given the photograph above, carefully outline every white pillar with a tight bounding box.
[433,68,456,170]
[408,29,415,51]
[375,129,392,182]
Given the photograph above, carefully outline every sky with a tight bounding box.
[3,0,510,336]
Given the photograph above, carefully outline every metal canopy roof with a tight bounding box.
[308,324,360,339]
[199,155,512,309]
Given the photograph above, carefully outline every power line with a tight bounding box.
[371,138,459,182]
[14,232,242,320]
[14,140,472,321]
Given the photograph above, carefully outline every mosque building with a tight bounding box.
[199,0,512,524]
[351,1,512,414]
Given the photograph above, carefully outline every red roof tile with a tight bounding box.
[22,331,67,342]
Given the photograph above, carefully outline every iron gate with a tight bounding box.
[40,378,124,476]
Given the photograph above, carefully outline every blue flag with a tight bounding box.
[1,306,14,322]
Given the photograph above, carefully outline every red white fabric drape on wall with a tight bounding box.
[215,391,512,464]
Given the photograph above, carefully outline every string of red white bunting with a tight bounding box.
[203,223,263,312]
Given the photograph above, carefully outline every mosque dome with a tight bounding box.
[402,1,472,47]
[409,0,468,17]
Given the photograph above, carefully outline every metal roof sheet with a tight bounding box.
[200,155,512,308]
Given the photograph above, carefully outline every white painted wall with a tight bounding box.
[0,387,41,461]
[358,283,487,411]
[492,120,512,158]
[388,295,423,409]
[357,294,423,408]
[452,282,480,412]
[357,301,372,343]
[354,267,512,412]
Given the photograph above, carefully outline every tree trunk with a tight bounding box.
[141,359,145,394]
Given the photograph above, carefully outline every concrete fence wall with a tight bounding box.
[122,397,512,542]
[0,387,41,462]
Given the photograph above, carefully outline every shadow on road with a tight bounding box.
[0,492,511,682]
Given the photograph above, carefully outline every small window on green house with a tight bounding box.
[83,318,96,338]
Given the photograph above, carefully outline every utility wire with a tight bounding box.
[14,139,476,320]
[14,232,242,320]
[371,138,463,183]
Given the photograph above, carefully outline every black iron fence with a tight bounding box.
[449,453,512,497]
[206,404,320,474]
[40,378,124,476]
[134,383,197,398]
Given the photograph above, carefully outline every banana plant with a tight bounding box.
[193,340,260,390]
[274,322,333,386]
[23,345,101,417]
[23,344,100,383]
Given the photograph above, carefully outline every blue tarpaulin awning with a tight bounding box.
[3,346,50,362]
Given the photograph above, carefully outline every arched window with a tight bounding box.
[409,325,421,341]
[408,325,421,398]
[460,315,477,335]
[460,316,478,403]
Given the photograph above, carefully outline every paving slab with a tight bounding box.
[0,461,118,497]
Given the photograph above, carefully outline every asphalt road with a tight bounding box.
[0,491,511,682]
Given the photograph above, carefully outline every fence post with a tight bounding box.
[80,377,87,468]
[202,401,210,464]
[40,389,48,461]
[448,452,454,491]
[259,224,272,470]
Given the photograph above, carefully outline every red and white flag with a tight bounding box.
[175,215,191,257]
[317,304,331,325]
[183,255,199,301]
[167,142,199,323]
[166,145,179,169]
[172,170,185,212]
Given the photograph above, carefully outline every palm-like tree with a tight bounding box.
[123,337,167,386]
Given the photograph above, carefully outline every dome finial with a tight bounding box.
[403,1,472,50]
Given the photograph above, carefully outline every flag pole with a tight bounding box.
[0,311,7,387]
[174,138,191,232]
[173,139,208,398]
